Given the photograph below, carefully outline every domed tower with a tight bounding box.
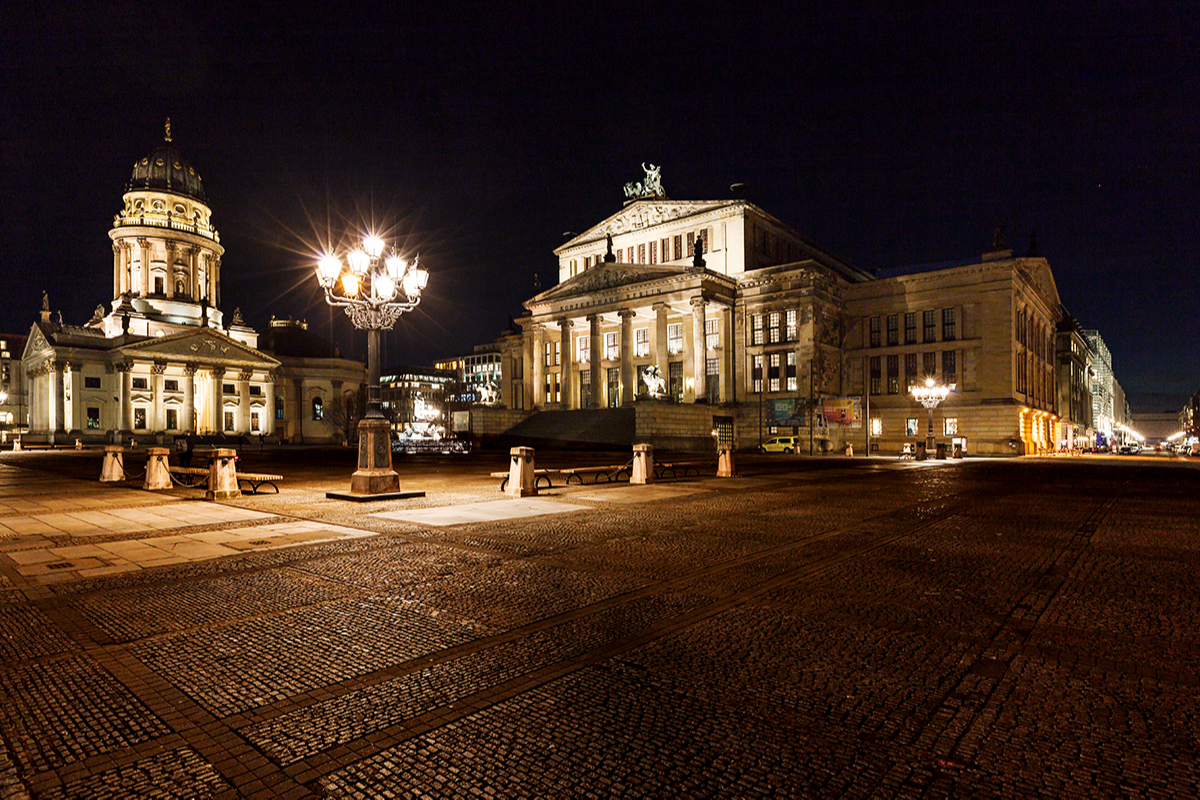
[106,119,227,335]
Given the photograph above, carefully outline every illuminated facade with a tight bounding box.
[20,126,363,445]
[0,334,27,441]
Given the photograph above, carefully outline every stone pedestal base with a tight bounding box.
[206,448,241,500]
[717,446,737,478]
[100,446,124,482]
[144,447,171,491]
[631,443,655,485]
[347,418,400,495]
[506,446,537,497]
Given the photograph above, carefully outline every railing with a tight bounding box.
[113,215,220,243]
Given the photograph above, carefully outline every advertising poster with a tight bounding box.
[821,397,862,428]
[770,398,806,428]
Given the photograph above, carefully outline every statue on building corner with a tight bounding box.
[692,236,706,270]
[605,233,615,263]
[231,307,244,327]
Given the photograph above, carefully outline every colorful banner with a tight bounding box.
[770,398,805,428]
[821,397,862,427]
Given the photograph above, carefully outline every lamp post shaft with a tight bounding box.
[366,327,383,419]
[927,407,935,452]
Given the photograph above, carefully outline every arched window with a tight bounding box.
[312,397,323,420]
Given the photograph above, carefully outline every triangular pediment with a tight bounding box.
[1016,259,1061,311]
[22,324,54,360]
[557,199,735,251]
[117,328,280,369]
[532,262,684,305]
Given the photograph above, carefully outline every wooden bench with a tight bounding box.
[237,472,284,494]
[489,464,631,491]
[168,466,210,487]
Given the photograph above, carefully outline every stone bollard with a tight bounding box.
[631,443,656,485]
[915,442,927,461]
[144,447,172,490]
[100,445,125,482]
[717,445,737,477]
[844,443,854,457]
[206,448,241,500]
[12,437,21,452]
[505,446,536,497]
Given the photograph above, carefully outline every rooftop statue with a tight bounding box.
[624,163,665,199]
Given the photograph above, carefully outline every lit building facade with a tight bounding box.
[0,334,28,442]
[21,125,363,445]
[1055,315,1095,448]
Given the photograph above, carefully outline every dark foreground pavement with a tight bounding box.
[1,448,1198,798]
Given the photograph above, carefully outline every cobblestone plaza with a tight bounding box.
[1,448,1197,798]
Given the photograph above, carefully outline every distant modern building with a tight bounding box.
[1055,314,1094,448]
[20,124,363,445]
[465,168,1078,455]
[381,365,456,428]
[1083,330,1115,446]
[0,333,28,443]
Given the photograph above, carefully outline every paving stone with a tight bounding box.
[36,747,231,799]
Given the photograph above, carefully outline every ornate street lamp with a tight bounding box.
[911,377,950,456]
[316,235,429,499]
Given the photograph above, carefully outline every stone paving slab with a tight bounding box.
[569,484,710,503]
[371,497,592,526]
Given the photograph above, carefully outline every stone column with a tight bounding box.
[618,309,635,406]
[238,370,253,433]
[530,325,544,409]
[164,243,176,298]
[152,362,166,432]
[183,365,197,432]
[136,238,149,296]
[211,368,225,435]
[264,376,275,437]
[117,362,132,433]
[113,243,123,298]
[653,302,669,375]
[719,304,733,403]
[588,314,601,409]
[50,361,63,433]
[691,295,707,403]
[558,318,572,409]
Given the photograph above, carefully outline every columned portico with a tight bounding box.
[210,367,225,434]
[184,365,197,432]
[117,362,131,433]
[653,302,669,377]
[531,325,544,408]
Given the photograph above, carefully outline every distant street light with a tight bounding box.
[911,377,950,454]
[316,235,428,498]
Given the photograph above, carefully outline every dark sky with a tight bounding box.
[4,2,1197,411]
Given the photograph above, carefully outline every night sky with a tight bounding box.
[4,3,1197,411]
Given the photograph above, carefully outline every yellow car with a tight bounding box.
[760,436,799,453]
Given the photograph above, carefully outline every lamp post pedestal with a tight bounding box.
[348,416,402,494]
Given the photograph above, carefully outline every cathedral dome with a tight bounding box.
[126,122,207,203]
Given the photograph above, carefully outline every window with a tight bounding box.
[636,328,649,358]
[312,397,323,420]
[84,376,101,389]
[785,309,798,342]
[886,314,899,346]
[706,358,719,403]
[224,411,234,431]
[752,354,764,393]
[870,418,883,436]
[686,231,695,257]
[577,336,589,363]
[923,310,936,343]
[545,373,560,404]
[166,408,178,430]
[944,417,959,436]
[251,412,261,432]
[942,307,956,341]
[869,317,881,348]
[769,352,781,392]
[132,377,148,390]
[1017,307,1026,346]
[705,318,718,350]
[767,312,783,344]
[134,408,147,429]
[87,407,100,429]
[661,238,670,261]
[869,356,881,395]
[905,353,917,390]
[154,276,164,295]
[923,352,937,380]
[887,355,899,394]
[905,313,917,344]
[276,396,284,420]
[638,243,646,264]
[751,314,764,346]
[906,418,919,436]
[164,379,178,392]
[223,383,235,394]
[668,361,683,401]
[942,350,957,386]
[607,367,620,407]
[627,246,634,263]
[674,234,683,261]
[698,228,709,254]
[605,332,618,360]
[249,385,262,396]
[667,323,683,355]
[649,240,657,265]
